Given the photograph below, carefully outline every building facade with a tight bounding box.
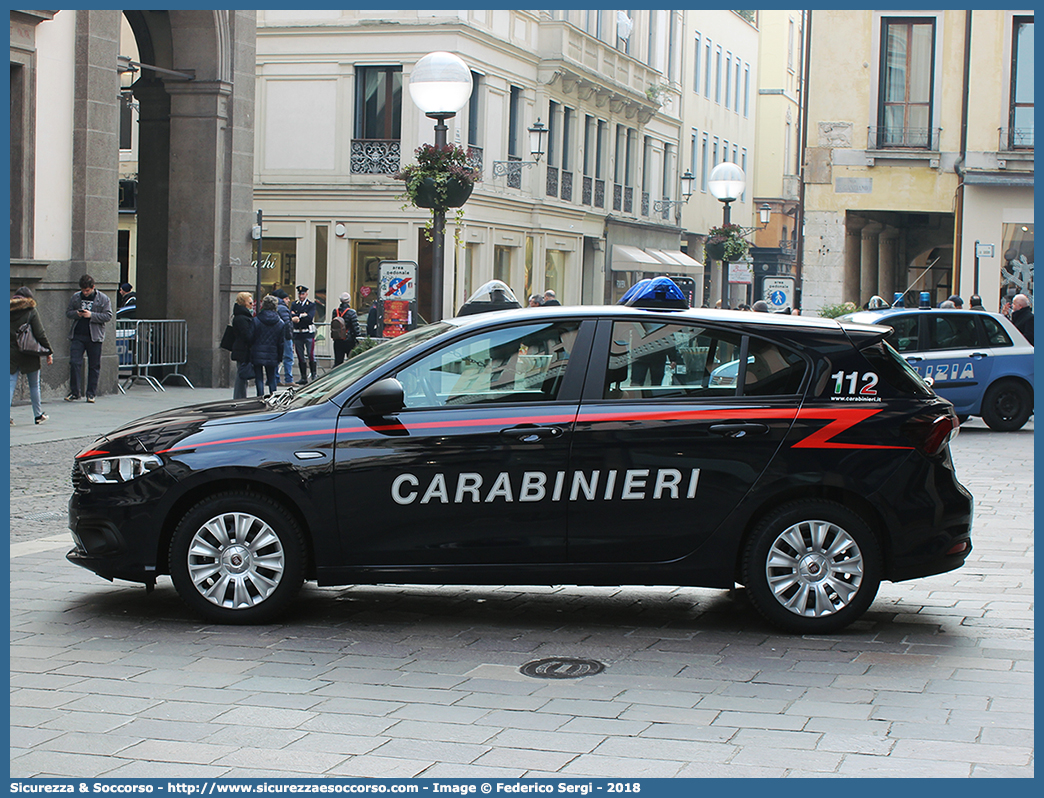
[254,10,749,320]
[800,10,1033,314]
[676,10,760,308]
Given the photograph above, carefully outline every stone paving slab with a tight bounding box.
[8,397,1034,777]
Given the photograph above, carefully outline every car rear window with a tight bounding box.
[859,340,934,397]
[980,315,1014,347]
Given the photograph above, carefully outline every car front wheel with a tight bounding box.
[980,379,1032,431]
[743,500,881,634]
[169,491,305,624]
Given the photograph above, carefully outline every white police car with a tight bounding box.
[840,306,1034,430]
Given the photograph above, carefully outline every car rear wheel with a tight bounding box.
[743,500,881,634]
[169,491,305,624]
[980,379,1032,431]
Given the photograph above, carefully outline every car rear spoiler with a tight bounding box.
[837,320,893,349]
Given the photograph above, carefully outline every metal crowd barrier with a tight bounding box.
[116,319,195,393]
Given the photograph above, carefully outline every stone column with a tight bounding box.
[132,80,171,322]
[844,216,866,306]
[878,226,900,304]
[70,10,121,394]
[165,79,233,388]
[860,221,883,305]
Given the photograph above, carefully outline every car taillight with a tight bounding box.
[904,413,959,456]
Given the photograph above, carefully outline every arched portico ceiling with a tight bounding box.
[123,10,232,84]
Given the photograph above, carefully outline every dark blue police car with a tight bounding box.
[840,306,1034,431]
[69,296,973,633]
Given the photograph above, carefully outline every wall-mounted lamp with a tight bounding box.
[492,120,549,178]
[335,223,346,237]
[653,170,696,211]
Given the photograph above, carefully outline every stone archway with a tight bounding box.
[123,10,257,387]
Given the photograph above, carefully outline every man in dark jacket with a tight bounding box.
[1010,294,1034,345]
[331,292,362,367]
[250,295,290,395]
[64,274,112,403]
[230,292,255,400]
[290,285,318,384]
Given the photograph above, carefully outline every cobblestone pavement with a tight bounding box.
[8,387,1034,778]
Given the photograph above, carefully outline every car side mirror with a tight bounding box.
[358,377,405,416]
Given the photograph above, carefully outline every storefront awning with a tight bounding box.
[610,244,661,271]
[646,249,704,276]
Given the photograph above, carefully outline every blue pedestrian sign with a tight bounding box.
[762,277,795,310]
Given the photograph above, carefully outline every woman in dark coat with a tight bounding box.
[10,286,54,425]
[231,292,255,400]
[250,294,290,395]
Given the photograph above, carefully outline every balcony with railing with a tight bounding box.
[536,20,668,126]
[467,146,484,179]
[350,139,401,174]
[1000,126,1034,151]
[867,126,941,152]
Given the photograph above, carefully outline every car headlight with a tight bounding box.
[78,454,163,484]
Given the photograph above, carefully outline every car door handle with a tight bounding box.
[969,352,989,359]
[709,422,769,438]
[501,425,564,442]
[905,355,923,363]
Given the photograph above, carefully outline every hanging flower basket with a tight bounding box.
[412,175,474,210]
[395,143,480,243]
[705,223,749,262]
[704,240,727,261]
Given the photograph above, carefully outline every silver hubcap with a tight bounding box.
[765,519,863,618]
[187,512,285,610]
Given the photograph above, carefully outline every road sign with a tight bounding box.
[762,277,795,309]
[378,260,418,301]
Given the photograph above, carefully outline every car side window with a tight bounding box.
[602,321,744,399]
[928,314,980,351]
[742,337,808,396]
[980,316,1013,347]
[396,321,581,409]
[885,315,920,352]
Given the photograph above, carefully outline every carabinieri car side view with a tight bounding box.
[69,305,973,633]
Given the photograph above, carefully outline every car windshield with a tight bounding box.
[269,323,454,409]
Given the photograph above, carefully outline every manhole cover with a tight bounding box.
[22,511,65,522]
[520,657,605,679]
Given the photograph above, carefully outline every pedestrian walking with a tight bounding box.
[117,282,136,313]
[330,292,362,367]
[230,292,255,400]
[1010,293,1034,345]
[272,289,295,385]
[64,274,112,403]
[290,285,318,384]
[250,294,290,395]
[10,286,54,425]
[366,300,382,338]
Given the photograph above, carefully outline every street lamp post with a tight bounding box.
[408,52,473,322]
[708,162,746,309]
